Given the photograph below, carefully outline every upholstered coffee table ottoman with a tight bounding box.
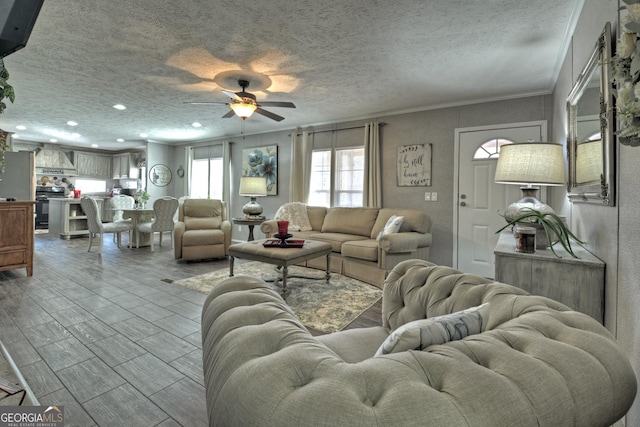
[228,239,332,299]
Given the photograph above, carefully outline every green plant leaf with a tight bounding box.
[495,208,584,258]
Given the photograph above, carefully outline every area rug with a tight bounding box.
[169,262,382,333]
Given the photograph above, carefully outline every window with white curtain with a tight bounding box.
[190,145,224,199]
[308,147,364,207]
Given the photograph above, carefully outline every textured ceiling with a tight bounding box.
[1,0,583,151]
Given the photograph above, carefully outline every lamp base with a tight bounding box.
[242,197,263,216]
[504,187,555,222]
[504,187,555,250]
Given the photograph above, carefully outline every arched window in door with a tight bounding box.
[473,138,515,159]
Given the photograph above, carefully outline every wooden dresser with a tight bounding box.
[494,232,605,323]
[0,201,36,276]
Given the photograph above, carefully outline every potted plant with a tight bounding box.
[496,208,585,258]
[134,191,150,208]
[0,58,15,172]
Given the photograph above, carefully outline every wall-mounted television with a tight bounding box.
[0,0,45,58]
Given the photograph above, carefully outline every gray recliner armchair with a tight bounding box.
[174,199,231,261]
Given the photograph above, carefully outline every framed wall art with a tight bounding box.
[242,145,278,195]
[149,164,172,187]
[397,144,432,187]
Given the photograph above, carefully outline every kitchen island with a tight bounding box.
[49,198,103,239]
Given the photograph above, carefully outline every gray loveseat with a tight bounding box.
[261,206,433,287]
[201,259,636,427]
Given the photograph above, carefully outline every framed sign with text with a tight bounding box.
[149,164,172,187]
[397,144,432,186]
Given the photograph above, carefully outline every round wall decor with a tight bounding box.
[149,164,172,187]
[177,166,185,178]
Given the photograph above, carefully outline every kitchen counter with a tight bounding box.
[49,198,103,239]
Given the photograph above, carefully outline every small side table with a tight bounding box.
[232,217,267,241]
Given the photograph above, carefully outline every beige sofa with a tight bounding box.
[173,199,231,261]
[201,259,637,427]
[261,206,433,287]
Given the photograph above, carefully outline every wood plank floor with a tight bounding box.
[0,232,381,426]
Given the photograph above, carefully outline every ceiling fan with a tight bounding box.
[185,79,296,122]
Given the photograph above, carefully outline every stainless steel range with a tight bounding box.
[35,186,66,229]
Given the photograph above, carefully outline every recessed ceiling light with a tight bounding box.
[16,125,26,130]
[116,138,125,142]
[91,144,98,148]
[113,104,126,110]
[139,133,148,138]
[67,121,78,126]
[192,122,202,128]
[49,138,58,143]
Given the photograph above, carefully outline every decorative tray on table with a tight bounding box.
[263,234,305,248]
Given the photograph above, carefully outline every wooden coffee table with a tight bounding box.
[228,239,332,300]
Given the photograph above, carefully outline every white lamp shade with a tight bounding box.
[239,176,267,196]
[494,142,565,186]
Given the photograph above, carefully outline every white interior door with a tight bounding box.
[454,122,547,278]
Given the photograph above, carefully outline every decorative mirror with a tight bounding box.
[566,22,615,205]
[149,164,172,187]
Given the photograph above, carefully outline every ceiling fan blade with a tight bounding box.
[184,101,228,105]
[221,109,236,119]
[258,101,296,108]
[222,90,243,102]
[255,107,285,122]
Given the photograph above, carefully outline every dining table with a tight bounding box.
[122,208,154,248]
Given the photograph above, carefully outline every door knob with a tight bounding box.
[460,194,467,199]
[460,201,467,207]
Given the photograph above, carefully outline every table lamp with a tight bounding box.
[239,176,267,217]
[494,142,565,222]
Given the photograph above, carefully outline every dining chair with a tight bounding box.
[109,194,135,222]
[108,194,135,243]
[80,196,132,254]
[136,196,179,251]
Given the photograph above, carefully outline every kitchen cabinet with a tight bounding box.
[0,201,36,276]
[112,153,139,179]
[49,198,103,240]
[75,152,112,178]
[494,232,605,323]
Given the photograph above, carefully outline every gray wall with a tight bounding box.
[550,0,640,424]
[170,94,551,265]
[146,141,175,201]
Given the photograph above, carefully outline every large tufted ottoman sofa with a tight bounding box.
[201,259,636,427]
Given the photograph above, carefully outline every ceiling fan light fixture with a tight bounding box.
[230,102,257,119]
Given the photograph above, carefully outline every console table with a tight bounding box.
[494,232,605,323]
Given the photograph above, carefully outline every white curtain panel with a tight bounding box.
[223,140,231,205]
[364,122,381,208]
[289,130,313,203]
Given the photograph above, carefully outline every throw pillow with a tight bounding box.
[376,215,404,241]
[374,303,490,356]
